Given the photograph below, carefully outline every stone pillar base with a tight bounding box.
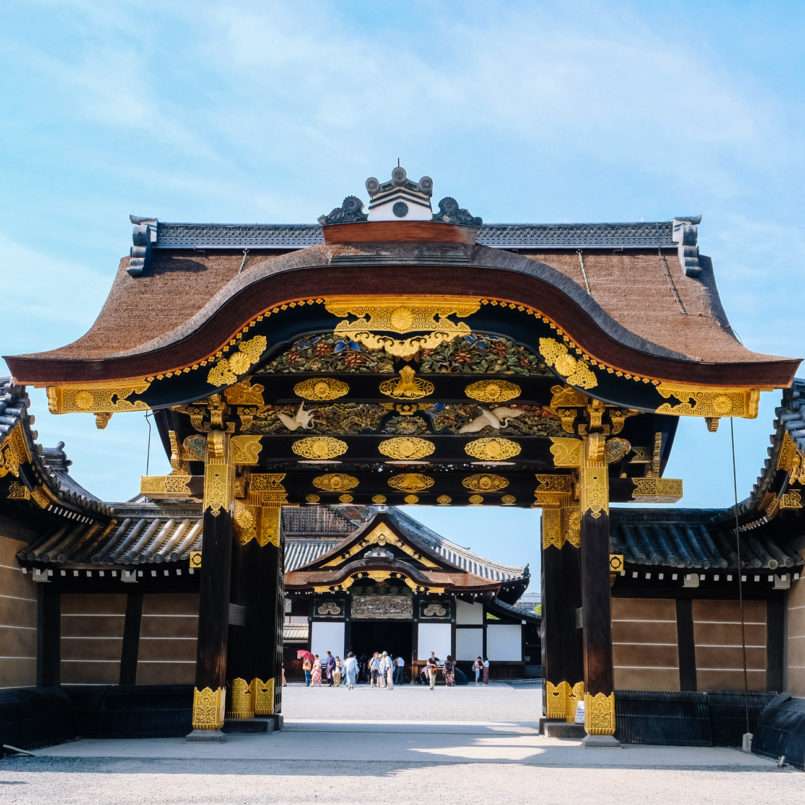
[185,729,227,742]
[582,734,621,747]
[544,721,585,740]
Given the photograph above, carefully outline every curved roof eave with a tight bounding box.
[5,244,798,389]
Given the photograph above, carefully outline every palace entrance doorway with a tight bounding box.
[350,622,412,668]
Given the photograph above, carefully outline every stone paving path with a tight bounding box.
[0,683,799,804]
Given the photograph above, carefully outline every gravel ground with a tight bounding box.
[284,679,543,724]
[0,683,798,804]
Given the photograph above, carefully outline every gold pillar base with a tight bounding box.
[545,680,568,720]
[252,677,275,716]
[226,677,255,720]
[584,691,616,736]
[192,686,226,730]
[566,681,584,723]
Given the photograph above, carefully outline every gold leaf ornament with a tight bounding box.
[462,473,509,492]
[192,686,226,730]
[253,677,275,716]
[465,379,521,403]
[379,366,435,400]
[207,335,267,387]
[47,382,151,415]
[655,384,759,419]
[224,380,266,406]
[585,692,616,736]
[388,473,435,493]
[379,437,436,461]
[231,435,263,465]
[326,295,480,359]
[294,377,350,401]
[292,436,348,460]
[312,473,359,492]
[538,338,597,389]
[464,437,521,461]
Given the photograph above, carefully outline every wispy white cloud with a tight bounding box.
[0,232,111,335]
[180,1,792,196]
[1,0,802,511]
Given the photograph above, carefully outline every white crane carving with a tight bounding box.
[458,406,524,434]
[277,402,315,432]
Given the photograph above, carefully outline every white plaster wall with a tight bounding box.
[310,621,345,659]
[486,624,522,661]
[456,600,484,625]
[417,623,451,660]
[456,628,484,661]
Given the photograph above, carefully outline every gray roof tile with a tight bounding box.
[153,221,676,251]
[610,507,803,571]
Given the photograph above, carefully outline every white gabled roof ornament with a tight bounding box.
[318,164,482,227]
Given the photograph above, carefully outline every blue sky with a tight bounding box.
[2,1,804,589]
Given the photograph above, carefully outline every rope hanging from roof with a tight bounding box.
[729,417,752,742]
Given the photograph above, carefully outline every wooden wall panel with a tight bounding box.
[136,593,198,685]
[0,535,37,688]
[60,593,126,685]
[611,597,679,691]
[693,599,766,692]
[786,573,805,696]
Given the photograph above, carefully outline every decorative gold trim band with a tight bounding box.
[140,474,192,498]
[0,423,30,479]
[631,477,683,502]
[39,294,771,420]
[327,295,480,359]
[47,382,151,415]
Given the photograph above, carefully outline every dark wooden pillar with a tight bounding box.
[235,473,287,725]
[579,433,616,738]
[248,502,285,720]
[225,534,255,720]
[190,430,234,735]
[120,591,143,686]
[541,501,583,722]
[36,584,60,687]
[676,598,697,691]
[767,596,785,693]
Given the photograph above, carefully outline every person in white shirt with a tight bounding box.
[344,652,359,689]
[381,651,394,689]
[394,655,405,685]
[426,652,440,690]
[369,652,381,687]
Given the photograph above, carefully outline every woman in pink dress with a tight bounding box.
[311,654,323,686]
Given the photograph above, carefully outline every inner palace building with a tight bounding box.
[0,166,803,760]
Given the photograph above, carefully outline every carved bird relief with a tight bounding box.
[458,406,524,434]
[277,402,315,432]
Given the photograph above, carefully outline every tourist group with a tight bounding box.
[300,651,492,689]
